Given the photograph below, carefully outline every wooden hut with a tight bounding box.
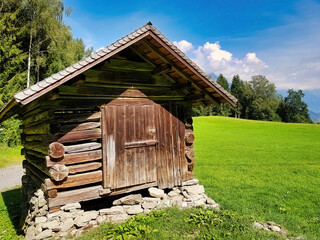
[0,22,237,211]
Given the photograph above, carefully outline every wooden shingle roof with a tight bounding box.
[0,22,237,121]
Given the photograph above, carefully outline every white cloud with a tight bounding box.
[173,40,194,53]
[175,40,268,82]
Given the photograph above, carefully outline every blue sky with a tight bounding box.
[63,0,320,111]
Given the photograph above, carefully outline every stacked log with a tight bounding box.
[184,116,195,177]
[21,107,103,210]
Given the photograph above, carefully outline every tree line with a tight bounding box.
[0,0,89,146]
[193,74,313,124]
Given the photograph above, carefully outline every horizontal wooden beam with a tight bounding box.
[46,150,102,167]
[47,182,158,208]
[48,185,102,208]
[44,170,102,190]
[68,162,102,174]
[56,129,101,143]
[64,142,101,154]
[59,122,100,133]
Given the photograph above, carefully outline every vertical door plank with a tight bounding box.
[133,105,140,185]
[155,105,165,188]
[101,106,107,188]
[144,105,157,183]
[164,106,174,188]
[115,105,125,188]
[150,105,157,183]
[125,105,135,187]
[106,105,116,189]
[170,104,181,186]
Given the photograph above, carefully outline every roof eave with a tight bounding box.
[0,98,20,123]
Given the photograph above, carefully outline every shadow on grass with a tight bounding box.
[1,187,23,235]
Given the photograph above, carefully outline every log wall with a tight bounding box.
[20,50,196,210]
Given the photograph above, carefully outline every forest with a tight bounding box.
[192,74,312,124]
[0,0,313,147]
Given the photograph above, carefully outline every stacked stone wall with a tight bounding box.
[21,177,220,239]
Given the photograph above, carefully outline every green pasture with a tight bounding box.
[0,146,23,169]
[194,116,320,239]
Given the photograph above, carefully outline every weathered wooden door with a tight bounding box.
[101,103,158,190]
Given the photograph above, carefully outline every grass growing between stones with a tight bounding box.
[0,187,23,239]
[194,116,320,239]
[78,207,280,240]
[0,145,23,169]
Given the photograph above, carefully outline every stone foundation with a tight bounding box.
[21,178,220,239]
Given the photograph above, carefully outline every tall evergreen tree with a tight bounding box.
[0,0,27,107]
[216,74,229,91]
[230,75,242,118]
[214,74,232,116]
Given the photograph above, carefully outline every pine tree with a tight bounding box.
[0,0,27,107]
[216,74,229,91]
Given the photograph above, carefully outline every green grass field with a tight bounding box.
[194,116,320,239]
[0,117,319,239]
[0,146,23,169]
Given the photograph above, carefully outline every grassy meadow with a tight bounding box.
[0,116,319,239]
[0,146,23,169]
[194,116,320,239]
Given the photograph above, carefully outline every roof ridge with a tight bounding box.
[1,22,237,121]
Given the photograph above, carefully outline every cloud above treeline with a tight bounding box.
[173,40,269,84]
[173,0,320,91]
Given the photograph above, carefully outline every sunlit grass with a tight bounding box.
[0,145,23,169]
[194,116,320,239]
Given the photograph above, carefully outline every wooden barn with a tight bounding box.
[0,22,237,211]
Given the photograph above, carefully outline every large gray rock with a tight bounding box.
[124,205,144,215]
[142,197,160,209]
[25,226,36,239]
[206,203,220,211]
[34,189,44,197]
[61,202,81,211]
[35,224,42,235]
[41,220,60,231]
[253,221,264,230]
[83,210,99,221]
[35,216,47,224]
[206,198,216,205]
[38,198,47,208]
[182,179,199,186]
[183,185,205,195]
[100,206,124,215]
[113,194,142,205]
[47,211,63,220]
[60,218,74,232]
[35,229,52,240]
[270,225,281,232]
[148,187,165,198]
[168,190,179,198]
[74,216,90,228]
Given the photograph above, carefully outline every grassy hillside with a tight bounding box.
[194,116,320,239]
